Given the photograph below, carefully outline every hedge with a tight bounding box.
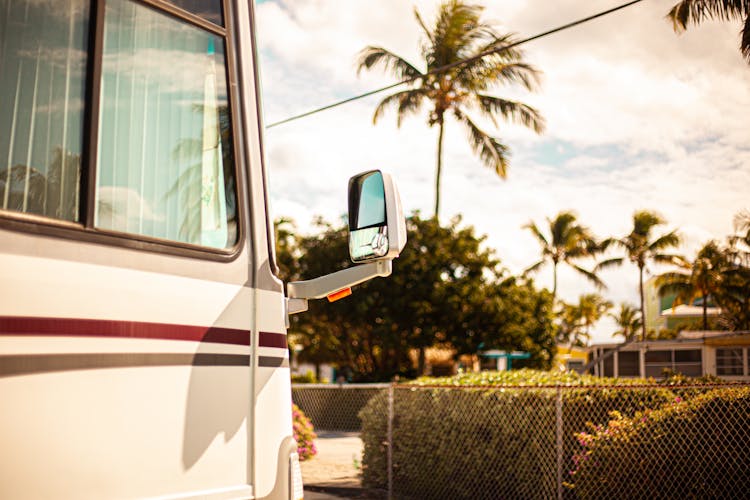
[359,370,678,499]
[570,387,750,499]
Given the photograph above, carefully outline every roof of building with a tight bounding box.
[590,331,750,349]
[660,304,721,317]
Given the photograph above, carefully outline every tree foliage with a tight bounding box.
[277,213,556,381]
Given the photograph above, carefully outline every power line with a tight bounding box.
[266,0,646,129]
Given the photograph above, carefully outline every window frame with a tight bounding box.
[716,347,746,376]
[644,348,703,378]
[0,0,246,262]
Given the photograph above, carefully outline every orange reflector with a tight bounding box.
[327,288,352,302]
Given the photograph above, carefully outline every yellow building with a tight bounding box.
[555,345,588,372]
[643,276,721,334]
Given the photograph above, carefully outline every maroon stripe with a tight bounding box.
[259,331,287,349]
[0,316,251,346]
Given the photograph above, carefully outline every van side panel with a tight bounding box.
[0,236,255,499]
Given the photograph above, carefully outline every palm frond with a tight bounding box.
[648,230,681,252]
[571,263,606,289]
[472,33,524,62]
[473,94,545,133]
[596,257,624,271]
[372,89,427,126]
[598,237,622,252]
[455,109,509,177]
[523,221,550,249]
[356,46,424,81]
[667,0,747,32]
[743,13,750,61]
[414,7,435,46]
[652,253,684,266]
[523,259,546,276]
[464,61,542,92]
[632,210,665,236]
[428,1,485,67]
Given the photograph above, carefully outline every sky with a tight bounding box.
[253,0,750,343]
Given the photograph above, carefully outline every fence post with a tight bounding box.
[556,386,563,500]
[387,383,394,500]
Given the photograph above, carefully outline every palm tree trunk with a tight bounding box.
[639,265,646,341]
[702,294,708,331]
[434,119,444,219]
[552,261,558,303]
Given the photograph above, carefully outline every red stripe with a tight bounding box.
[0,316,252,346]
[259,331,287,349]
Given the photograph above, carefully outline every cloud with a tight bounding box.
[255,0,750,343]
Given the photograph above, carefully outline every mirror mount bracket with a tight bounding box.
[286,260,392,314]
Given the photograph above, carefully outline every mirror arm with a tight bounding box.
[286,260,392,302]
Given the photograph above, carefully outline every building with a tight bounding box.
[643,276,721,334]
[589,331,750,380]
[555,345,589,372]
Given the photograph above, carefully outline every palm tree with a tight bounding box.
[523,211,603,302]
[597,210,683,341]
[577,293,613,341]
[667,0,750,63]
[558,294,612,347]
[356,0,544,218]
[735,210,750,242]
[609,303,643,342]
[656,241,727,331]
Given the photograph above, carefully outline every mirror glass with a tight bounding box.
[349,171,388,262]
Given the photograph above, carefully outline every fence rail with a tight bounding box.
[293,382,750,499]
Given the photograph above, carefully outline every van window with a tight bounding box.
[162,0,224,27]
[95,0,237,249]
[0,0,88,222]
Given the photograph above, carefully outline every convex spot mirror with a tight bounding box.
[348,170,407,263]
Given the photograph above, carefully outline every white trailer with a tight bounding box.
[0,1,405,499]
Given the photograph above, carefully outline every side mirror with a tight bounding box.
[286,169,407,316]
[348,170,406,263]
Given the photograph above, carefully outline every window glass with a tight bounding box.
[96,0,237,249]
[161,0,224,26]
[645,350,671,363]
[617,351,640,377]
[603,350,614,377]
[675,349,701,363]
[0,0,88,221]
[567,360,584,373]
[716,348,744,376]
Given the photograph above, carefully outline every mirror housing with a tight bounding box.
[347,170,407,263]
[286,169,407,317]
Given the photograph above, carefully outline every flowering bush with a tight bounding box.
[570,387,750,499]
[292,403,317,461]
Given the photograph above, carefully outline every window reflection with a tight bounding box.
[0,0,88,221]
[96,0,237,249]
[161,0,224,27]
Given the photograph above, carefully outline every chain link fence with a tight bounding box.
[293,382,750,499]
[293,383,390,432]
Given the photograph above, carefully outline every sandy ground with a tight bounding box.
[301,431,364,489]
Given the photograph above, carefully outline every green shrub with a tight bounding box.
[570,387,750,499]
[359,370,677,499]
[292,403,317,461]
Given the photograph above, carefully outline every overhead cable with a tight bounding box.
[266,0,646,129]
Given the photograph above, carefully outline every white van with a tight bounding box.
[0,1,405,499]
